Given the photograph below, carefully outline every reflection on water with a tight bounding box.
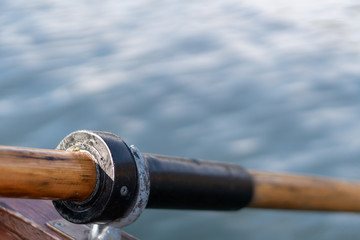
[1,1,360,239]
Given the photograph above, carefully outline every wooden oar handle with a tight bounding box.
[0,145,96,201]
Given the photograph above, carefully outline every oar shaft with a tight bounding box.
[1,144,360,213]
[0,146,96,201]
[248,170,360,212]
[142,154,360,212]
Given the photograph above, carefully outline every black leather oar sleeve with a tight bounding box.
[143,154,253,210]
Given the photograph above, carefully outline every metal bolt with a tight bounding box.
[133,151,139,159]
[120,186,128,196]
[55,221,65,227]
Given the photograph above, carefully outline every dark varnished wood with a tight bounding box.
[0,198,138,240]
[0,224,23,240]
[0,198,67,240]
[0,146,97,201]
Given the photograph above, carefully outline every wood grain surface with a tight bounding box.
[0,198,138,240]
[0,146,97,201]
[248,170,360,212]
[0,198,67,240]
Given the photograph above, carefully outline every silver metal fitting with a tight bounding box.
[52,130,150,240]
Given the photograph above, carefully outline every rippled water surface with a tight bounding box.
[1,0,360,239]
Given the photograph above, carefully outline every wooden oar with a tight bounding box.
[1,144,360,213]
[249,170,360,212]
[0,146,96,201]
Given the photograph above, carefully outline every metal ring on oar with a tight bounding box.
[53,130,138,224]
[111,145,150,228]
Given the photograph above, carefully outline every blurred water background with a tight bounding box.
[1,0,360,239]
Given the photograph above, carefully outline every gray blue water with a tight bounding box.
[1,0,360,239]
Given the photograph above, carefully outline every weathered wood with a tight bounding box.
[248,170,360,212]
[0,198,138,240]
[0,146,96,202]
[0,198,66,240]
